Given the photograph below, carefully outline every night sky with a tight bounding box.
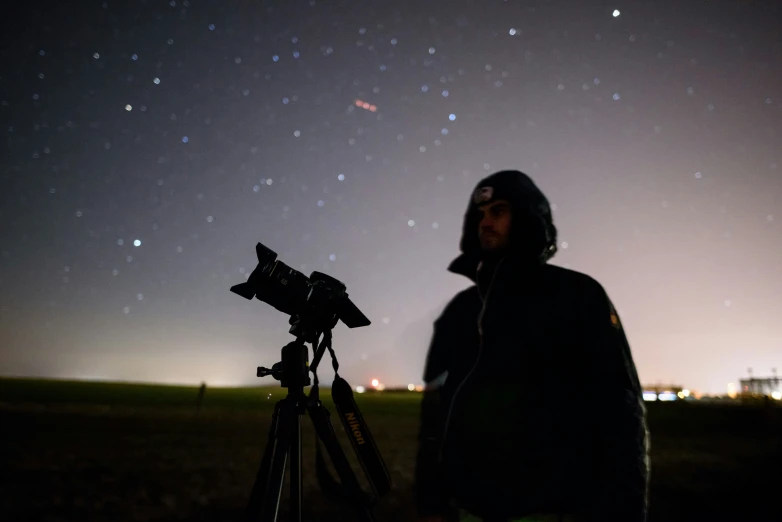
[1,0,780,395]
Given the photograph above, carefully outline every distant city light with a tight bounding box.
[658,391,677,401]
[371,379,379,387]
[727,382,738,398]
[772,391,782,400]
[642,392,658,401]
[355,386,365,394]
[407,383,415,391]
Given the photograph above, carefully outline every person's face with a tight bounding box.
[478,199,512,253]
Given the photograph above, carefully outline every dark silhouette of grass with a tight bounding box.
[1,377,780,521]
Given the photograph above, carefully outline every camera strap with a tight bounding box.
[309,335,392,506]
[331,374,392,498]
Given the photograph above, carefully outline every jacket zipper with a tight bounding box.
[439,256,505,455]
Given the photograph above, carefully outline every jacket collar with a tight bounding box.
[447,251,546,284]
[447,252,481,282]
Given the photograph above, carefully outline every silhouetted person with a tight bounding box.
[414,170,650,522]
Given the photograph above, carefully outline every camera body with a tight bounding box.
[231,243,369,340]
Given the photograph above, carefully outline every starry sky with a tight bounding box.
[1,0,780,395]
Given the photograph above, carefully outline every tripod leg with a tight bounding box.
[246,400,282,520]
[245,398,294,522]
[289,406,302,522]
[307,400,376,522]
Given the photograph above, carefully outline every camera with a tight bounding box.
[230,243,370,340]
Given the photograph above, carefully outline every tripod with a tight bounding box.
[244,336,381,522]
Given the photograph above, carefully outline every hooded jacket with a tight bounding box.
[413,170,650,522]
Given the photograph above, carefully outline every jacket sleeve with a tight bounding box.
[584,283,651,522]
[413,307,458,517]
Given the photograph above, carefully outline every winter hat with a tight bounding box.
[458,170,558,263]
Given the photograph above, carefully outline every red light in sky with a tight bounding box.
[355,99,377,112]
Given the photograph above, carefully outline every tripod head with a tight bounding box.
[254,314,344,391]
[257,337,311,389]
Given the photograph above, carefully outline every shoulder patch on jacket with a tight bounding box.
[609,301,622,330]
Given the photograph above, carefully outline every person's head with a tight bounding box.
[477,199,512,254]
[458,170,558,264]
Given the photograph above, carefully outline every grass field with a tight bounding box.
[1,377,780,522]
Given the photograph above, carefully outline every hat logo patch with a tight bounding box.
[473,186,494,204]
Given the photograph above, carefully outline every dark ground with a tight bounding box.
[1,378,780,522]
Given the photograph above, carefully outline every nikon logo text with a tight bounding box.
[344,412,365,445]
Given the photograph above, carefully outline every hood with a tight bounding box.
[447,170,558,282]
